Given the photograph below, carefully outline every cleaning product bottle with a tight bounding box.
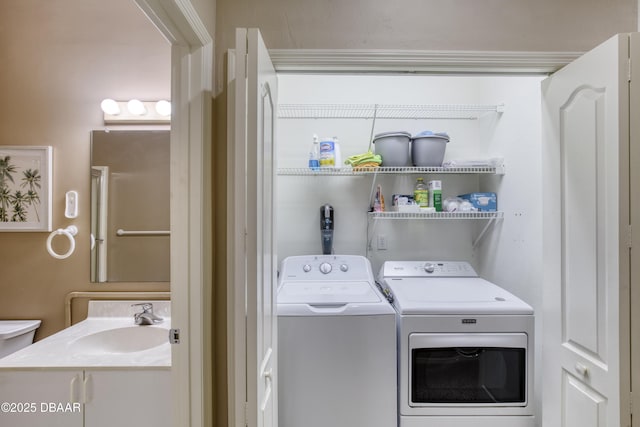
[428,180,442,212]
[319,137,336,168]
[372,184,385,212]
[308,134,320,170]
[414,177,428,208]
[333,136,342,168]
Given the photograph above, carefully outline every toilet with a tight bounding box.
[0,320,41,358]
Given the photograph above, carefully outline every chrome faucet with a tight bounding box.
[132,303,163,325]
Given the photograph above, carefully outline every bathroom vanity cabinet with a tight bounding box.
[83,369,170,427]
[0,370,82,426]
[0,368,170,427]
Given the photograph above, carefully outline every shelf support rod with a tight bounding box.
[367,104,378,152]
[366,214,380,257]
[472,217,497,249]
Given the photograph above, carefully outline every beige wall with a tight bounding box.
[0,0,171,340]
[192,0,217,40]
[215,0,637,92]
[216,0,636,51]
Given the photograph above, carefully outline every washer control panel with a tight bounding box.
[280,255,372,282]
[378,261,478,278]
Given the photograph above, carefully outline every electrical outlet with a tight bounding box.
[377,234,388,250]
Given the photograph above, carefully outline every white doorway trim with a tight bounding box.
[269,49,582,74]
[133,1,213,427]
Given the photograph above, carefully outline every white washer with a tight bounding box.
[278,255,396,427]
[378,261,535,427]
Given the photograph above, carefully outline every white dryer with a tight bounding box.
[278,255,396,427]
[378,261,535,427]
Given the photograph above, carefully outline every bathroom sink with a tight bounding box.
[70,326,168,354]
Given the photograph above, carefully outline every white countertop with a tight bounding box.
[0,301,171,369]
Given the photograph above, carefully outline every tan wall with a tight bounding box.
[215,0,636,51]
[192,0,217,40]
[215,0,637,92]
[0,0,171,340]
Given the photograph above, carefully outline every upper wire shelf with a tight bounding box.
[277,166,500,176]
[277,103,505,120]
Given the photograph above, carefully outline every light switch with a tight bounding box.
[65,190,78,218]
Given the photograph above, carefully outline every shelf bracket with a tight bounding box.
[366,214,380,257]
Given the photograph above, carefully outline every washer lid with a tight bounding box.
[278,281,382,305]
[385,277,533,315]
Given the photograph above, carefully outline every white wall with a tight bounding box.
[276,72,545,420]
[277,74,543,278]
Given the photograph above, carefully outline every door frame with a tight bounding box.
[630,32,640,427]
[133,1,213,427]
[226,46,584,427]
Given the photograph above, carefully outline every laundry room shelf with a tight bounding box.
[278,103,505,120]
[366,211,503,251]
[367,211,504,220]
[278,165,502,176]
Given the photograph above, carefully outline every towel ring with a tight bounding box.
[46,226,78,259]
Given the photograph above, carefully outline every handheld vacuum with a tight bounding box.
[320,204,334,255]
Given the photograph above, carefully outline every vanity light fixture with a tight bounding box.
[100,98,120,116]
[127,99,147,116]
[155,100,171,117]
[100,99,171,124]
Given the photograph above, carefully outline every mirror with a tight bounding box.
[90,130,170,282]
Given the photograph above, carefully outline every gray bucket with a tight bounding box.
[373,131,412,167]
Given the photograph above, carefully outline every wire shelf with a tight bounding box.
[278,103,504,120]
[277,166,499,176]
[368,211,504,220]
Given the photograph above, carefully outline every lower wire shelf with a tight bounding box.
[366,210,503,252]
[367,211,503,220]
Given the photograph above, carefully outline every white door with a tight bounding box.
[541,33,631,427]
[232,28,279,427]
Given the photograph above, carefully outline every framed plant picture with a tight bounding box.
[0,146,52,232]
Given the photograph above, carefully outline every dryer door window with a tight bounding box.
[409,333,528,407]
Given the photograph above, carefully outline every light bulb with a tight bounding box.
[100,99,120,115]
[155,100,171,117]
[127,99,147,116]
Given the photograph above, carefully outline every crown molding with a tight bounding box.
[135,0,213,46]
[269,49,583,74]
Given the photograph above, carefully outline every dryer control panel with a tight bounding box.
[378,261,478,279]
